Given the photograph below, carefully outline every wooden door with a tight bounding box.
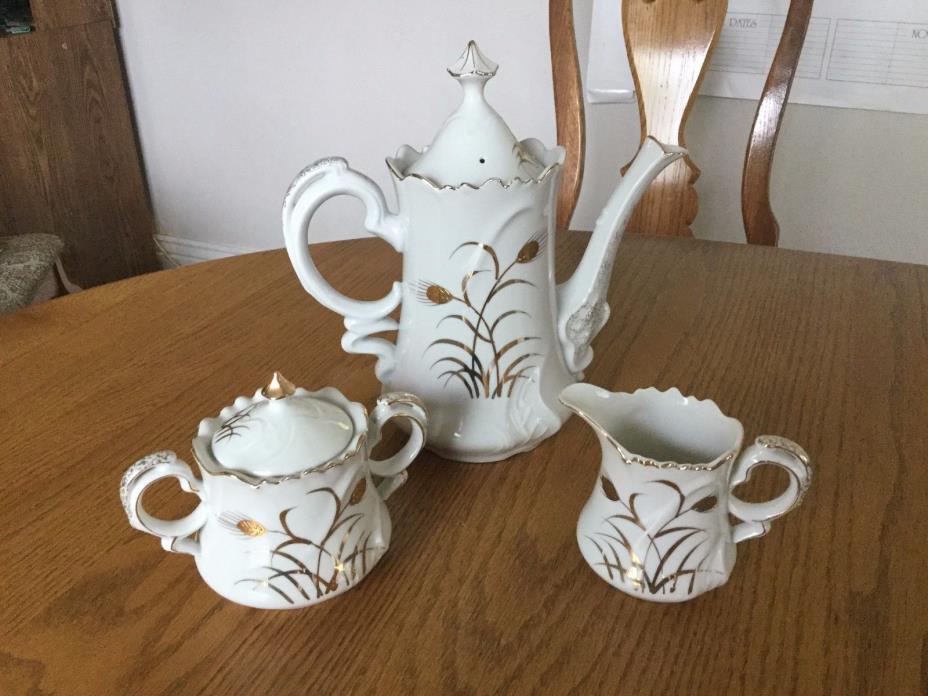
[0,0,158,287]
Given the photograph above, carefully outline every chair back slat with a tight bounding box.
[742,0,814,246]
[550,0,586,234]
[550,0,814,245]
[622,0,728,237]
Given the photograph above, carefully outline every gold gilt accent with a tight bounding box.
[219,511,268,538]
[348,477,367,506]
[237,519,266,537]
[602,440,737,471]
[754,435,812,510]
[192,393,370,488]
[262,372,297,400]
[516,239,540,264]
[600,475,619,501]
[192,430,368,489]
[690,495,719,513]
[756,435,811,466]
[615,440,736,473]
[214,404,257,444]
[587,478,724,597]
[376,392,426,410]
[386,142,562,192]
[417,233,547,399]
[425,284,453,305]
[557,396,739,473]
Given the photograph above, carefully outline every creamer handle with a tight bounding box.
[728,436,812,543]
[283,157,406,381]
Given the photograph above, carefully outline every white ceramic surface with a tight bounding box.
[282,41,684,462]
[406,40,544,187]
[210,374,356,476]
[560,384,812,603]
[120,375,427,610]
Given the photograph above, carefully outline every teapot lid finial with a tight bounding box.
[448,40,498,79]
[400,40,544,188]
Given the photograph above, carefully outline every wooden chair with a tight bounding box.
[549,0,814,246]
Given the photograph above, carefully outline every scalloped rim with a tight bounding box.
[559,385,744,472]
[385,139,565,191]
[191,386,369,487]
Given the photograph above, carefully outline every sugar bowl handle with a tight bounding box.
[283,157,407,382]
[120,451,208,555]
[367,393,428,500]
[728,436,812,543]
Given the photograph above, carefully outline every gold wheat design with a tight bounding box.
[234,477,379,604]
[417,233,546,398]
[588,476,721,596]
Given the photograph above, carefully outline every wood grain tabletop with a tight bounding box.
[1,234,926,695]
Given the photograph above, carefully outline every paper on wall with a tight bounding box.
[587,0,928,115]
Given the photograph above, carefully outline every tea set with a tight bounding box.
[122,42,812,608]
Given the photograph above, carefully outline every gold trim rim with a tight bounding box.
[385,140,565,192]
[753,434,813,511]
[385,160,562,192]
[558,387,743,472]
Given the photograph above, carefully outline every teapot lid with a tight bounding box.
[207,373,357,479]
[402,41,545,187]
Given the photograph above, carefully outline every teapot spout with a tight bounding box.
[556,137,685,375]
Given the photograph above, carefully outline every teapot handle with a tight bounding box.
[120,451,207,555]
[283,157,407,381]
[366,393,428,500]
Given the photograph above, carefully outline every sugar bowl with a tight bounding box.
[120,373,427,609]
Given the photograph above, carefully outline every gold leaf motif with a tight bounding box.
[219,511,268,538]
[236,519,267,537]
[425,284,454,305]
[516,239,540,263]
[600,475,619,501]
[691,495,718,513]
[349,478,367,506]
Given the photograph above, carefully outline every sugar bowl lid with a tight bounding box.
[198,373,364,483]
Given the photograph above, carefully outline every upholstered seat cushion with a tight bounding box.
[0,234,64,315]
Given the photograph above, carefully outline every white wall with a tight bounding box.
[116,0,928,266]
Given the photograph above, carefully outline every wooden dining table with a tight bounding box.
[1,233,926,695]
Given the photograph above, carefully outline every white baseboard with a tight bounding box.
[154,234,257,267]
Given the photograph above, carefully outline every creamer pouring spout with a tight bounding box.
[283,41,685,462]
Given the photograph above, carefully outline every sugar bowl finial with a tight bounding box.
[262,372,296,400]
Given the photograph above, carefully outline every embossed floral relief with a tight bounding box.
[416,233,546,398]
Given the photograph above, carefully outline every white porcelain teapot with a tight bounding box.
[283,42,684,462]
[120,373,427,609]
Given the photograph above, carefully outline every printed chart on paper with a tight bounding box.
[586,0,928,115]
